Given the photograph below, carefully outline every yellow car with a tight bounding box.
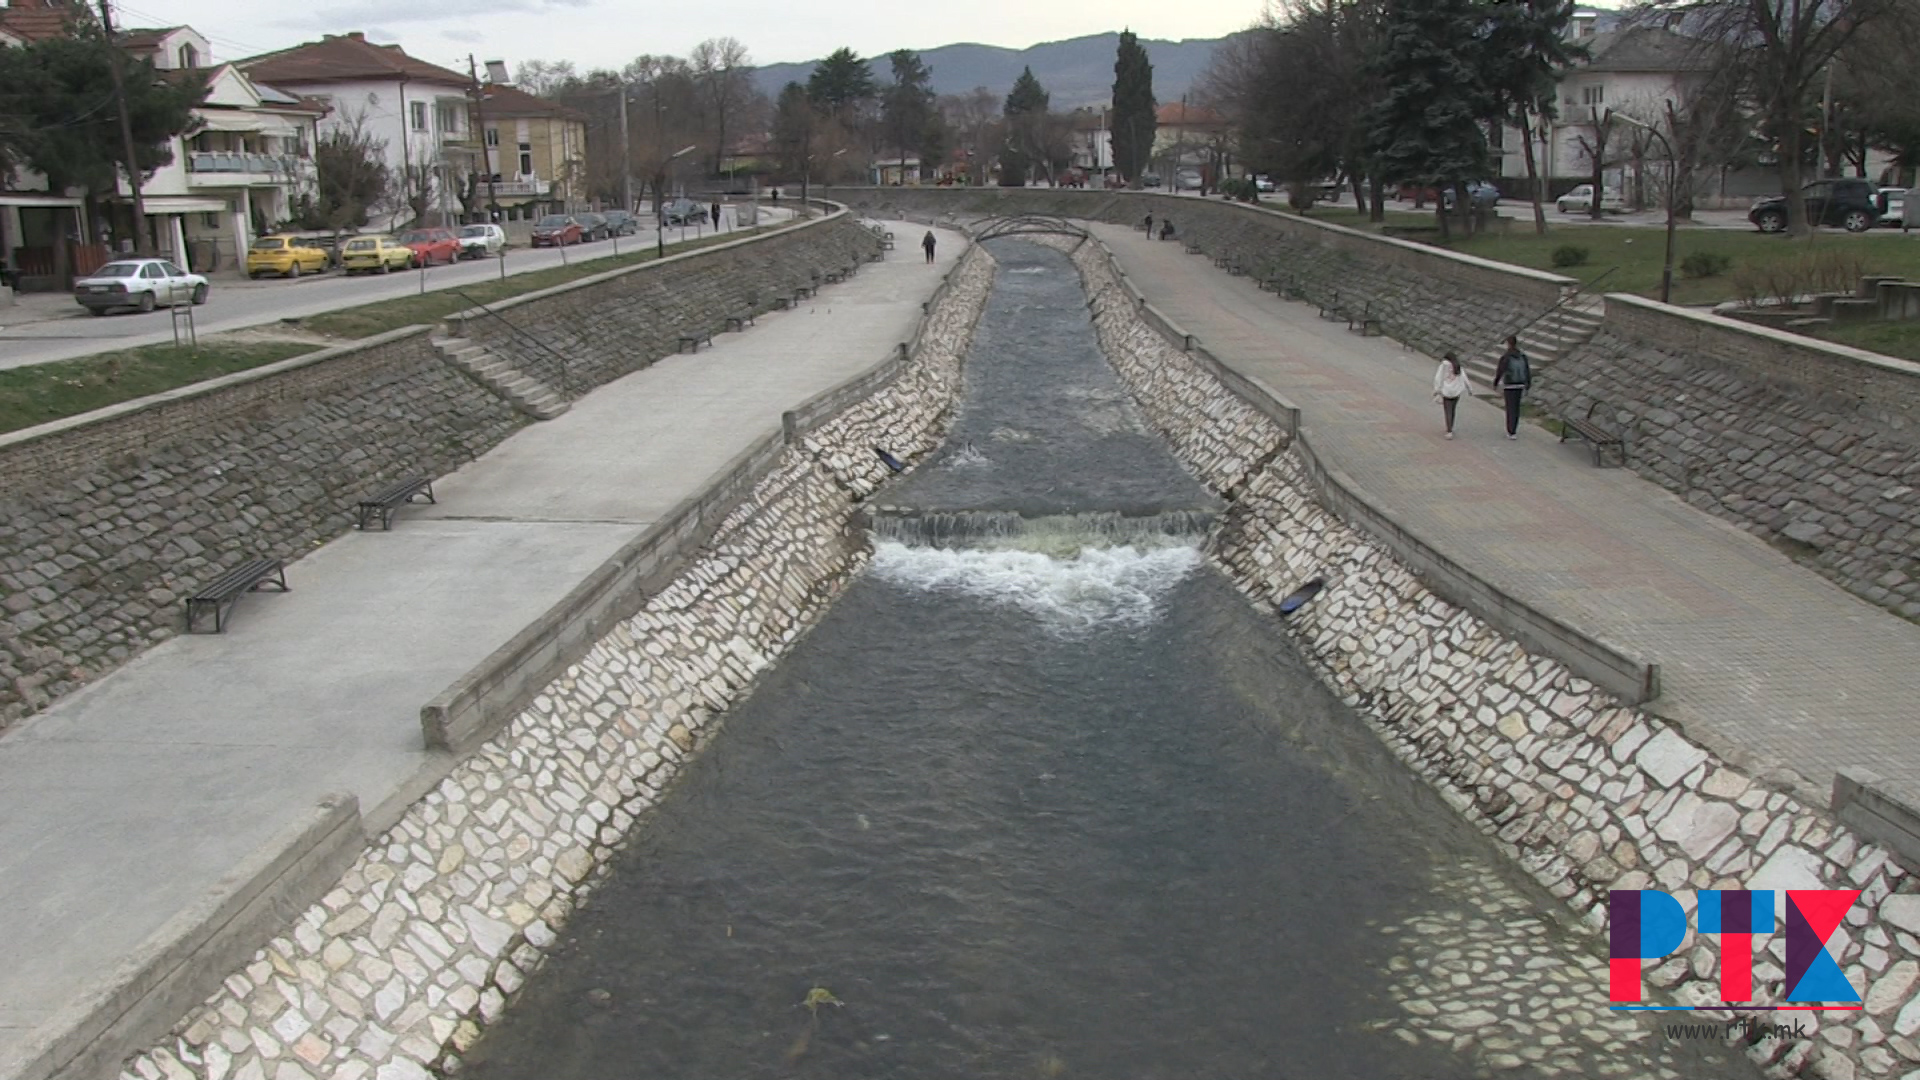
[245,235,329,279]
[339,236,414,275]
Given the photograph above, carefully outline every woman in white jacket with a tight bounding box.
[1433,352,1472,439]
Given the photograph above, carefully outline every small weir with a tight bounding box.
[461,239,1756,1079]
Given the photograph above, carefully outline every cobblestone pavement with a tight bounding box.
[1091,222,1920,810]
[0,225,967,1076]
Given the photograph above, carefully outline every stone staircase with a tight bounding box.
[1462,299,1604,390]
[431,336,570,420]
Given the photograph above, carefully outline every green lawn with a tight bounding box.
[3,223,791,436]
[1278,203,1920,307]
[1804,320,1920,364]
[0,340,318,434]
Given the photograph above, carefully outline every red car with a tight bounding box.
[530,214,583,247]
[396,227,460,266]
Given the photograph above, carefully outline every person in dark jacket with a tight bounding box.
[710,202,722,229]
[1492,335,1532,439]
[1159,219,1174,241]
[922,230,937,263]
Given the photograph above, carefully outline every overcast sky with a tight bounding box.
[109,0,1258,76]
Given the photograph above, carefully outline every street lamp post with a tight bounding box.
[1615,105,1679,305]
[657,143,696,258]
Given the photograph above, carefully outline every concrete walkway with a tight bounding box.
[1091,222,1920,809]
[0,223,967,1076]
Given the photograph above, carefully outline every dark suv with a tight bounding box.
[1749,178,1878,233]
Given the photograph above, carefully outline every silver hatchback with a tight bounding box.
[73,258,209,314]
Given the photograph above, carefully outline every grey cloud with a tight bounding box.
[278,0,590,31]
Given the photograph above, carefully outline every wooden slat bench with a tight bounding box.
[1559,402,1626,466]
[678,331,714,353]
[356,476,435,531]
[824,268,846,284]
[1184,240,1203,255]
[185,558,288,633]
[1317,290,1344,320]
[725,311,755,331]
[1346,302,1382,336]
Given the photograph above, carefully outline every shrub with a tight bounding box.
[1680,251,1732,279]
[1550,244,1589,268]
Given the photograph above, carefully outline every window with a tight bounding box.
[484,127,499,148]
[202,212,221,229]
[436,104,461,135]
[1581,85,1605,106]
[177,44,198,68]
[411,101,429,131]
[518,143,533,177]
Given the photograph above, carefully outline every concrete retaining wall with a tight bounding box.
[1064,233,1920,1080]
[1536,296,1920,621]
[110,245,998,1080]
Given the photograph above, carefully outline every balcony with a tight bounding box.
[186,152,310,186]
[481,177,551,198]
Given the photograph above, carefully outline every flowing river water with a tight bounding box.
[459,240,1758,1079]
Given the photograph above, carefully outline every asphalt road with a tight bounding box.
[0,210,781,371]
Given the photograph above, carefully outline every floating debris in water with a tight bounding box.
[1278,577,1326,616]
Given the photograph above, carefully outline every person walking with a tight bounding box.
[1144,212,1153,236]
[1492,335,1532,440]
[922,230,937,264]
[710,202,722,229]
[1432,352,1472,439]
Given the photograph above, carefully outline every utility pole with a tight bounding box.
[98,0,151,254]
[618,88,633,213]
[468,55,502,224]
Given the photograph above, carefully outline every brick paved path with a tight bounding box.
[1092,223,1920,810]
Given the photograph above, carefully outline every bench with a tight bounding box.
[1559,402,1626,466]
[355,475,435,531]
[1346,302,1382,336]
[1214,254,1233,269]
[185,558,288,633]
[678,331,713,353]
[1184,241,1203,255]
[725,311,755,331]
[1317,291,1344,320]
[824,268,846,284]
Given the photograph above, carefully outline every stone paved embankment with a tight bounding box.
[112,246,995,1080]
[1065,232,1920,1080]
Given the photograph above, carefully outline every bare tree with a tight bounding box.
[1573,106,1623,221]
[514,59,579,98]
[939,87,1001,183]
[690,37,753,177]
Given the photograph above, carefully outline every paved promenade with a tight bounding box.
[0,223,966,1077]
[1091,222,1920,809]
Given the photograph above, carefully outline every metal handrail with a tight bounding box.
[448,289,574,399]
[1502,266,1616,344]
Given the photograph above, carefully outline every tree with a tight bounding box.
[807,48,876,120]
[299,106,395,231]
[939,87,1001,184]
[1482,0,1586,233]
[1673,0,1908,235]
[1002,67,1053,186]
[690,37,753,177]
[881,49,936,182]
[1364,0,1497,238]
[771,80,817,181]
[1111,30,1158,184]
[514,60,578,97]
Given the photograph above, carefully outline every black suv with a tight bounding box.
[1749,178,1878,233]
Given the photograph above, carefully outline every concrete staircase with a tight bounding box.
[431,336,570,420]
[1461,299,1604,389]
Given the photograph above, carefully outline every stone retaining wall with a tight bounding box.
[450,213,882,399]
[0,329,525,729]
[1062,234,1920,1080]
[828,186,1574,362]
[1535,297,1920,621]
[113,246,997,1080]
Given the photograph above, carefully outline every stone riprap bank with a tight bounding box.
[1530,296,1920,622]
[1063,232,1920,1080]
[0,211,881,730]
[114,246,994,1080]
[831,187,1920,625]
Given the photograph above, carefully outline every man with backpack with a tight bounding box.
[1493,335,1532,440]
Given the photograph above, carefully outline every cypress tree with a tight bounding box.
[1111,30,1158,185]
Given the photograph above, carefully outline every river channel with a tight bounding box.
[459,239,1757,1079]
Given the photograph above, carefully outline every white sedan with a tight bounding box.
[1556,184,1626,214]
[73,258,209,315]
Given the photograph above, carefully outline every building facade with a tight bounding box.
[472,80,586,217]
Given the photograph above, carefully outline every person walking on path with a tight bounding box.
[710,202,722,229]
[1433,352,1472,439]
[1144,212,1153,236]
[922,230,937,264]
[1492,335,1532,440]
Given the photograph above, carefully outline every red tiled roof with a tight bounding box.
[477,82,583,121]
[0,0,89,43]
[237,32,468,88]
[116,26,181,50]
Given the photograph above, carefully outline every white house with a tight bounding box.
[237,32,476,231]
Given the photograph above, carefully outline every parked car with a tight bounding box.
[245,235,328,279]
[1749,178,1878,233]
[73,258,209,314]
[530,214,582,247]
[1174,168,1203,191]
[339,236,414,275]
[1875,187,1906,228]
[1555,184,1627,214]
[1441,180,1502,211]
[1253,175,1275,194]
[1140,173,1163,188]
[600,210,639,236]
[660,198,704,225]
[574,212,611,242]
[456,223,506,259]
[395,227,460,267]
